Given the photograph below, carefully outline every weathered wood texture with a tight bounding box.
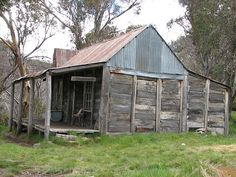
[187,75,205,129]
[28,79,35,136]
[99,66,111,133]
[16,81,24,135]
[108,73,132,132]
[160,80,181,132]
[9,83,15,131]
[187,74,228,134]
[45,72,52,140]
[134,79,156,132]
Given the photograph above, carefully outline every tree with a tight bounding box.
[40,0,141,49]
[169,0,236,101]
[0,0,55,116]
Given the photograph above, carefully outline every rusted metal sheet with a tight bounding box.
[62,27,146,67]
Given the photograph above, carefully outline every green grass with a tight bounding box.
[0,112,235,177]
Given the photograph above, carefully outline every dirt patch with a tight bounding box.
[199,144,236,153]
[212,166,236,177]
[16,171,66,177]
[3,132,35,147]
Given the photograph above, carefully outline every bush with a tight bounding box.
[0,113,8,126]
[232,99,236,111]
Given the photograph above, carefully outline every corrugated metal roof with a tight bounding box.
[62,27,146,67]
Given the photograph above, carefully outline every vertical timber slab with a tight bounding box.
[155,79,162,132]
[28,79,35,136]
[9,83,15,131]
[224,90,229,135]
[45,72,52,140]
[204,79,210,131]
[90,81,95,128]
[182,76,188,132]
[179,80,183,132]
[98,66,110,134]
[16,81,24,135]
[71,82,76,125]
[130,75,137,132]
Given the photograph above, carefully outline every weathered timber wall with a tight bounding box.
[108,73,132,132]
[187,75,205,129]
[108,72,183,133]
[135,78,156,132]
[187,74,228,134]
[160,80,181,132]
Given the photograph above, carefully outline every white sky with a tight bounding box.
[26,0,186,62]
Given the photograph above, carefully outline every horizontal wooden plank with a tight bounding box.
[110,104,131,114]
[187,121,204,128]
[187,115,204,122]
[110,93,131,105]
[135,112,155,121]
[189,98,205,103]
[189,102,204,110]
[161,112,180,120]
[109,113,130,121]
[136,97,156,106]
[110,83,132,94]
[71,76,96,82]
[160,119,179,128]
[207,120,224,127]
[189,91,205,98]
[209,93,224,103]
[137,80,157,93]
[135,125,155,132]
[110,73,132,85]
[137,90,156,99]
[135,104,155,114]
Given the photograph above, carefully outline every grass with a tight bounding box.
[0,113,235,176]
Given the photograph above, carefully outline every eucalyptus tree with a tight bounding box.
[0,0,55,116]
[40,0,141,49]
[169,0,236,101]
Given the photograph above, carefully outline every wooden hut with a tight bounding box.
[9,25,230,139]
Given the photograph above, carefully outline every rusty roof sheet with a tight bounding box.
[62,27,146,67]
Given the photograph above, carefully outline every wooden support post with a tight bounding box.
[44,72,52,140]
[9,83,15,131]
[155,79,162,132]
[98,66,110,134]
[71,82,76,125]
[179,80,183,132]
[28,79,35,136]
[204,79,210,131]
[182,76,188,132]
[16,81,24,135]
[131,75,137,133]
[224,90,229,135]
[90,81,95,128]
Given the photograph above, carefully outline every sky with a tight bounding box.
[8,0,186,62]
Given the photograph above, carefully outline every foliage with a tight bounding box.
[169,0,236,101]
[229,111,236,134]
[0,126,236,176]
[40,0,141,49]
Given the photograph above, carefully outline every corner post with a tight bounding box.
[28,79,35,136]
[155,79,162,132]
[224,90,229,135]
[45,72,52,140]
[204,79,210,132]
[182,75,188,132]
[131,75,137,133]
[9,83,15,131]
[16,80,24,135]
